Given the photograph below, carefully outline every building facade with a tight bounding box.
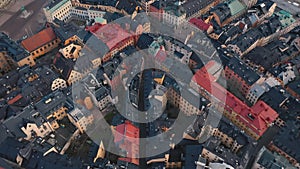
[0,33,34,75]
[140,0,155,14]
[163,6,186,26]
[68,108,94,133]
[51,78,68,91]
[224,57,260,96]
[44,0,72,22]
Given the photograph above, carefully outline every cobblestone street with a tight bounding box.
[0,0,49,40]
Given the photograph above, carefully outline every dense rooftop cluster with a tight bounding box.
[0,0,300,169]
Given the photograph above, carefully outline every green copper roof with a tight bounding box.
[95,17,106,24]
[49,0,69,13]
[227,0,246,16]
[148,41,161,56]
[276,10,296,28]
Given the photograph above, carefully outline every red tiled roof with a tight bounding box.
[93,23,133,50]
[192,61,278,136]
[189,18,211,31]
[85,23,104,33]
[21,27,57,52]
[111,75,121,90]
[8,94,22,105]
[119,157,139,165]
[115,120,139,142]
[114,121,139,160]
[155,49,167,62]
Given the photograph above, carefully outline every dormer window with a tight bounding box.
[247,113,255,121]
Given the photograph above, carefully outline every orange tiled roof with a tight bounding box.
[21,27,57,52]
[7,94,22,105]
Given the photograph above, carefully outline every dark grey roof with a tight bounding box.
[287,79,300,97]
[79,0,118,7]
[217,118,249,146]
[6,105,22,118]
[36,152,83,169]
[184,145,203,169]
[151,1,162,9]
[46,0,65,10]
[281,98,300,121]
[95,85,109,101]
[0,125,10,144]
[51,20,91,43]
[117,159,139,169]
[273,120,300,162]
[182,0,214,17]
[0,137,27,163]
[21,84,43,103]
[230,29,263,53]
[219,25,242,44]
[0,158,14,169]
[88,6,104,11]
[228,15,283,53]
[190,52,204,72]
[268,65,286,78]
[53,53,75,80]
[260,87,288,113]
[3,106,44,139]
[210,3,231,23]
[0,137,83,169]
[244,46,281,71]
[96,68,105,82]
[116,0,139,14]
[136,33,155,50]
[168,148,182,162]
[257,148,292,169]
[74,6,87,11]
[83,34,109,59]
[103,12,124,22]
[0,70,20,98]
[119,45,137,56]
[0,32,29,62]
[74,54,94,73]
[227,57,260,85]
[35,90,66,118]
[35,65,58,83]
[203,137,246,168]
[0,107,6,121]
[53,119,76,148]
[102,59,120,79]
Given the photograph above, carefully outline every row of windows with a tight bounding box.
[72,10,88,14]
[53,4,71,15]
[31,41,57,56]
